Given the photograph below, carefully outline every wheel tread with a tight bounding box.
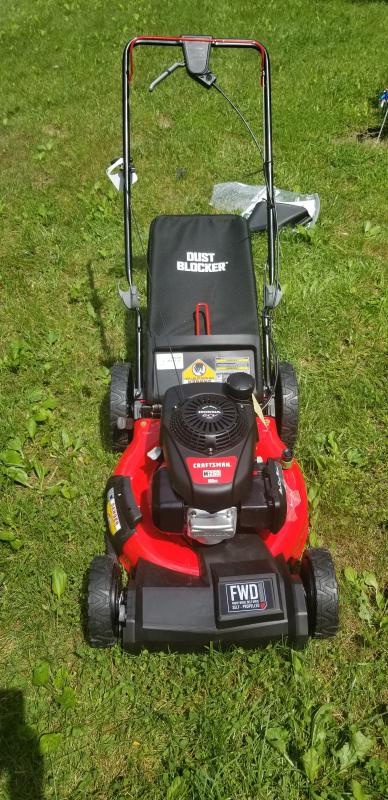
[110,362,133,452]
[301,547,339,638]
[87,555,121,648]
[275,362,299,450]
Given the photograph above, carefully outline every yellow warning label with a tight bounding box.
[182,358,216,383]
[107,503,117,535]
[215,356,250,380]
[106,488,121,535]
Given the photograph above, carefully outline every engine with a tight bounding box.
[152,375,287,544]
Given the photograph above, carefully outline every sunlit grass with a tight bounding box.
[0,1,387,798]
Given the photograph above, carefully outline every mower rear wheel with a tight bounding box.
[300,548,339,638]
[110,362,134,452]
[87,555,122,648]
[275,361,299,450]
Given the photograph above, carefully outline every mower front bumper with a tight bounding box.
[119,535,309,649]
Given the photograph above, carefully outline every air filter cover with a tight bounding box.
[170,392,248,453]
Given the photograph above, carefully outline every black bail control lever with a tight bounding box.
[149,62,184,92]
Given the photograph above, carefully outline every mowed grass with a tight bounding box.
[0,0,387,798]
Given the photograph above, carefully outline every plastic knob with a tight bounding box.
[226,372,255,401]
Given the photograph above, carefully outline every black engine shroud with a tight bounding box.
[151,381,287,536]
[160,383,257,513]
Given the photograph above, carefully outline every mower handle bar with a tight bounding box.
[122,35,276,393]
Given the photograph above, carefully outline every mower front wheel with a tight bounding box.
[275,361,299,450]
[110,362,134,452]
[87,555,122,648]
[300,548,339,638]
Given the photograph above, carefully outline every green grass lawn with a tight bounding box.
[0,1,387,798]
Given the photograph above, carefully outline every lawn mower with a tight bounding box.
[86,35,339,650]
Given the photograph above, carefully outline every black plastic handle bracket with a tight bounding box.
[182,34,216,87]
[105,475,142,555]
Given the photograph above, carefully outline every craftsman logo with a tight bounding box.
[226,580,268,613]
[177,251,228,273]
[192,460,231,469]
[106,487,121,535]
[186,457,237,485]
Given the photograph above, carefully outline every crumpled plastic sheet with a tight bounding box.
[210,182,320,227]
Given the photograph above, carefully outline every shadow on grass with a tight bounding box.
[80,559,92,646]
[86,257,146,451]
[86,261,113,365]
[357,125,388,142]
[0,690,43,800]
[99,388,111,452]
[86,255,145,367]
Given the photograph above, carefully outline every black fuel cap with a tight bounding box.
[226,372,255,401]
